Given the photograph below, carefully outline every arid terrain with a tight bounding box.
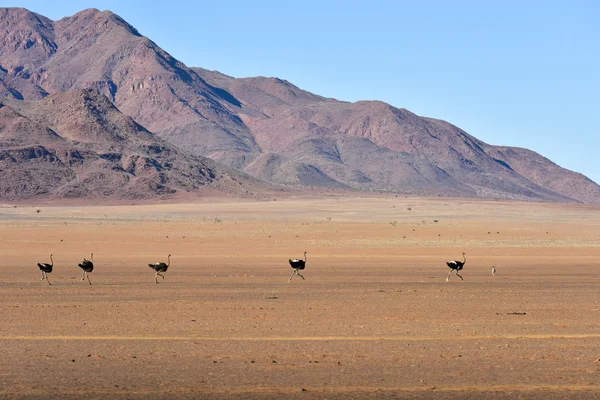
[2,7,600,203]
[1,196,600,399]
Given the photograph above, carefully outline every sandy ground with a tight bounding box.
[1,196,600,399]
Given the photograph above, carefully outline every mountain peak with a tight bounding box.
[0,8,54,36]
[0,7,48,19]
[69,8,102,16]
[1,7,598,203]
[59,7,141,37]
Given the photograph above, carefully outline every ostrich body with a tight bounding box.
[149,254,171,284]
[78,253,94,285]
[446,253,466,282]
[289,252,307,281]
[37,254,53,285]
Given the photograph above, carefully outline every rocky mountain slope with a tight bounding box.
[0,89,256,200]
[192,69,600,203]
[1,7,598,203]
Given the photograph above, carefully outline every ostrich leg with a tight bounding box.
[296,270,305,280]
[456,271,464,280]
[45,272,51,286]
[81,270,86,281]
[41,271,45,281]
[289,269,297,281]
[85,272,92,285]
[153,272,165,283]
[446,269,452,282]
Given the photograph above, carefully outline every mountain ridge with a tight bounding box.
[0,7,598,203]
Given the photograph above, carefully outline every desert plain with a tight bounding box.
[0,195,599,399]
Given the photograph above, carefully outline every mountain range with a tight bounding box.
[1,7,598,203]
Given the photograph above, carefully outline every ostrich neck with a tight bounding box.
[167,255,171,267]
[50,255,53,266]
[463,255,466,264]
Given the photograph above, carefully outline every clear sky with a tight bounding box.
[6,0,600,183]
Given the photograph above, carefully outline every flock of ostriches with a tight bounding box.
[35,251,491,285]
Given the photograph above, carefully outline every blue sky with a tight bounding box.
[6,0,600,183]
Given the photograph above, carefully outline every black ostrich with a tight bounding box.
[289,252,307,281]
[78,253,94,285]
[149,254,171,284]
[446,252,466,281]
[37,254,53,285]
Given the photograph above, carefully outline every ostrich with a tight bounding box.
[37,254,53,285]
[78,253,94,285]
[289,252,307,281]
[149,254,171,284]
[446,252,466,282]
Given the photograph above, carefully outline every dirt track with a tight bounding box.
[1,196,600,399]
